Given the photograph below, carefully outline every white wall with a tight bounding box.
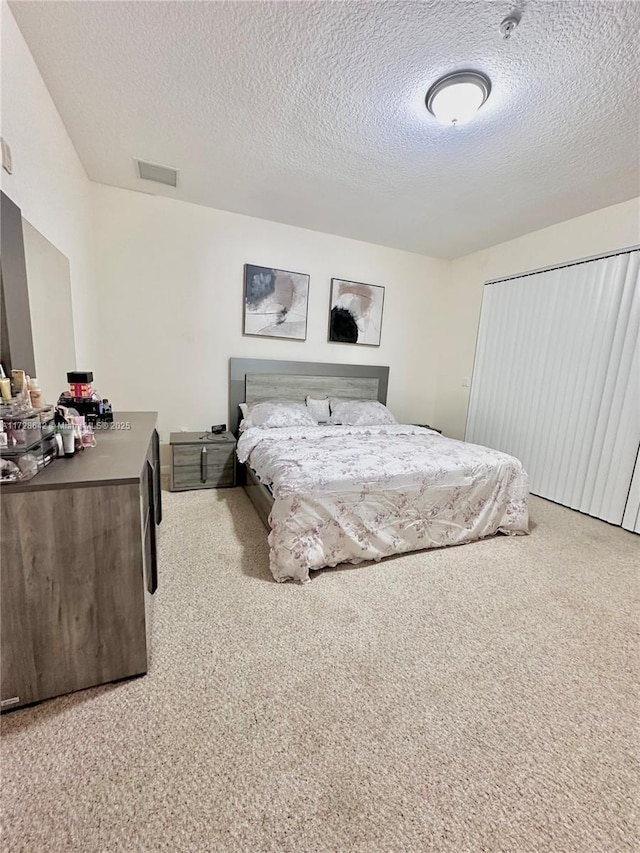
[92,183,640,443]
[436,197,640,439]
[0,1,96,381]
[91,183,447,439]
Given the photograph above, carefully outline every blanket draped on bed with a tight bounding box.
[237,425,529,583]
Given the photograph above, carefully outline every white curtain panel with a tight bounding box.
[466,249,640,530]
[623,455,640,533]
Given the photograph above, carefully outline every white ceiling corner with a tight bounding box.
[9,0,640,259]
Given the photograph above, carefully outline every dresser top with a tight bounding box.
[170,431,236,445]
[2,411,157,493]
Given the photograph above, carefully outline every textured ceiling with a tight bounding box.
[9,0,640,258]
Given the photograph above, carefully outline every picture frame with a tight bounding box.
[243,264,310,341]
[328,278,385,347]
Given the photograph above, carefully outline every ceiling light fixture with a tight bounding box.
[425,71,491,127]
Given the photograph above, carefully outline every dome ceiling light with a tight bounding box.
[425,71,492,127]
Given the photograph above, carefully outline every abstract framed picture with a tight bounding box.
[243,264,310,341]
[328,279,385,347]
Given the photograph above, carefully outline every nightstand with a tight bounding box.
[170,431,236,491]
[413,424,442,433]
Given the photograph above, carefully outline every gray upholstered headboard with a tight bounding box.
[229,358,389,435]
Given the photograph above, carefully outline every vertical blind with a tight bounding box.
[466,249,640,532]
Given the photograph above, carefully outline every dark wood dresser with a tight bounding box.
[0,412,161,711]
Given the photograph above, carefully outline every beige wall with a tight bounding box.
[436,197,640,439]
[0,2,96,381]
[91,183,448,439]
[91,184,639,442]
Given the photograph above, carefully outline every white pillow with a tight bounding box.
[328,399,397,426]
[306,396,331,423]
[240,401,317,431]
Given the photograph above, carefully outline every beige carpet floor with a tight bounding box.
[2,489,639,852]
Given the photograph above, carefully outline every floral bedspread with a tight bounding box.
[237,425,529,583]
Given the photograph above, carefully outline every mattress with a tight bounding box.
[237,424,529,583]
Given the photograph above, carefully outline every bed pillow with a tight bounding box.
[328,399,397,426]
[240,401,318,431]
[305,396,331,423]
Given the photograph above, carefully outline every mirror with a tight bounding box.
[22,220,76,403]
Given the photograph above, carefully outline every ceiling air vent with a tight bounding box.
[135,159,179,187]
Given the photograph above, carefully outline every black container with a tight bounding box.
[66,371,94,384]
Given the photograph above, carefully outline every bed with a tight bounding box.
[230,358,529,583]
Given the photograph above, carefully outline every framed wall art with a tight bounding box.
[328,278,384,347]
[243,264,309,341]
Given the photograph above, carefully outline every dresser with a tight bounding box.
[0,412,161,711]
[170,431,236,491]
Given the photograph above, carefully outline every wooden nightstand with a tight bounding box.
[170,431,236,491]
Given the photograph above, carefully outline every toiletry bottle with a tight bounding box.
[28,377,45,409]
[0,363,11,403]
[70,416,84,452]
[60,423,75,458]
[11,369,26,394]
